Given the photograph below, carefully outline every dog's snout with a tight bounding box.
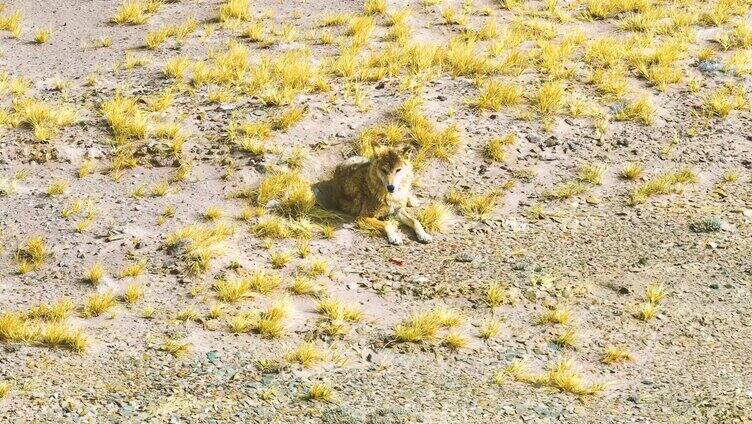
[386,184,395,193]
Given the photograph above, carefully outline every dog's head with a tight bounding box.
[372,147,412,194]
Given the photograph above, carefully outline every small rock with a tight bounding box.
[455,252,475,263]
[526,134,542,144]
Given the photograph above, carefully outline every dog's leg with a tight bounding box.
[396,209,432,244]
[383,220,404,245]
[361,216,404,245]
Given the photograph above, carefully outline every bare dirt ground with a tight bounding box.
[1,0,752,422]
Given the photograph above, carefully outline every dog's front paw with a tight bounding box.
[416,231,433,244]
[388,234,405,245]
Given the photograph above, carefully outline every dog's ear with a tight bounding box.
[399,144,414,160]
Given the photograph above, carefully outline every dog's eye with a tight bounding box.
[395,168,401,173]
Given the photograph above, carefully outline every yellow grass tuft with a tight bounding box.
[480,318,502,340]
[393,307,461,343]
[704,84,746,117]
[15,235,46,274]
[162,337,189,357]
[286,341,325,367]
[615,95,655,125]
[444,331,469,350]
[620,163,643,180]
[0,381,9,398]
[364,0,387,15]
[538,305,571,325]
[100,96,148,140]
[165,223,235,275]
[645,282,666,304]
[270,250,293,269]
[487,282,508,308]
[554,328,578,348]
[545,181,588,200]
[27,299,74,322]
[578,164,606,185]
[416,202,451,234]
[123,283,143,304]
[636,302,659,321]
[83,292,117,317]
[34,29,50,44]
[219,0,252,23]
[445,189,501,221]
[486,134,516,162]
[507,358,604,396]
[111,1,150,25]
[38,323,87,352]
[471,80,521,111]
[307,383,336,402]
[602,346,633,364]
[536,81,565,115]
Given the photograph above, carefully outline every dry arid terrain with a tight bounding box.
[1,0,752,422]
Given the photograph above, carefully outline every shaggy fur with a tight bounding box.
[314,148,431,245]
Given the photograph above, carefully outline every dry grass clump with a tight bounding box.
[255,170,316,218]
[628,167,698,205]
[27,299,74,322]
[545,181,587,200]
[307,383,336,402]
[119,260,146,279]
[11,97,77,141]
[85,262,105,285]
[480,318,503,340]
[111,0,157,25]
[620,163,644,180]
[358,96,460,167]
[0,311,87,352]
[445,188,501,221]
[38,323,88,352]
[0,381,10,398]
[487,282,509,308]
[645,282,666,304]
[415,202,451,234]
[215,269,282,302]
[471,80,522,111]
[316,298,363,322]
[15,235,46,274]
[34,29,50,44]
[537,305,571,325]
[100,96,148,141]
[122,283,144,304]
[162,337,189,357]
[578,164,606,185]
[602,346,634,364]
[444,38,492,77]
[535,81,566,115]
[393,307,462,343]
[82,292,117,317]
[615,95,655,125]
[0,10,22,38]
[286,341,325,367]
[364,0,387,15]
[255,297,292,338]
[486,134,516,162]
[704,84,746,117]
[506,358,605,396]
[554,328,578,348]
[165,223,235,275]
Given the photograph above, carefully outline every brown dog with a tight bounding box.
[313,148,431,245]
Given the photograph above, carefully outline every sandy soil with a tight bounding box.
[1,0,752,422]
